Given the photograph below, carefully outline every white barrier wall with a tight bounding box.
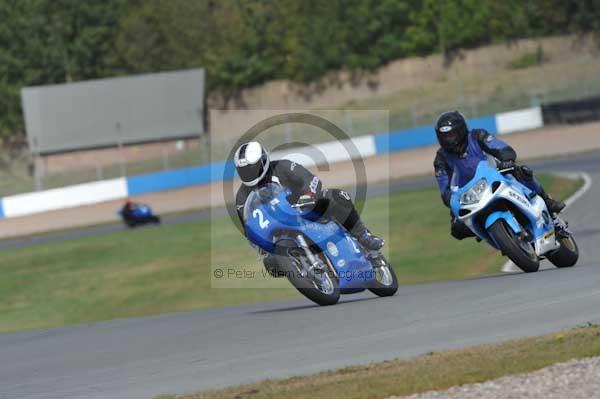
[2,178,128,218]
[0,107,545,219]
[271,136,376,168]
[495,107,543,135]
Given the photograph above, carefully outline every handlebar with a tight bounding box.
[291,201,317,209]
[498,166,515,174]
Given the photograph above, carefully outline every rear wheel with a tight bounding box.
[488,220,539,273]
[368,254,398,297]
[547,231,579,268]
[276,244,340,306]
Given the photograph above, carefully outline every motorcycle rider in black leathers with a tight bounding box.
[234,141,384,273]
[433,111,566,240]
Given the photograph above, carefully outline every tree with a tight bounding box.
[1,0,599,139]
[0,0,124,137]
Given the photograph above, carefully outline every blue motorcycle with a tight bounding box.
[243,183,398,305]
[119,203,161,228]
[450,156,578,273]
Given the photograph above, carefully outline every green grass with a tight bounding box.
[507,46,547,70]
[171,323,600,399]
[0,175,580,332]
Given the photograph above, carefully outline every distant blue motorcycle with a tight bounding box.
[119,202,161,228]
[450,156,578,273]
[244,183,397,306]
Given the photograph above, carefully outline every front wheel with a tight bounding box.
[547,231,579,268]
[276,244,340,306]
[488,220,539,273]
[368,254,398,297]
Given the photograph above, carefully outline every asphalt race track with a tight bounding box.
[1,152,600,399]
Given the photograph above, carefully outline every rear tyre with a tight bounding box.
[275,243,340,306]
[488,220,539,273]
[368,254,398,297]
[547,231,579,268]
[151,216,161,224]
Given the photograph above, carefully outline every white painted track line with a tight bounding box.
[501,172,592,273]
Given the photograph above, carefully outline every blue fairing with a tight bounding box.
[132,205,153,218]
[485,211,522,233]
[244,185,376,289]
[118,204,154,219]
[450,158,554,247]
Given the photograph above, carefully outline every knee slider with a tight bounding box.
[330,189,353,207]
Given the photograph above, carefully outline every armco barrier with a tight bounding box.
[127,136,378,197]
[271,136,376,168]
[374,125,435,154]
[0,108,544,219]
[542,97,600,125]
[374,115,497,155]
[126,161,233,196]
[496,107,543,134]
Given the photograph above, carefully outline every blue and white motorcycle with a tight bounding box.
[450,156,579,273]
[243,183,398,305]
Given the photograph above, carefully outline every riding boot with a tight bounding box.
[350,220,384,250]
[540,189,566,215]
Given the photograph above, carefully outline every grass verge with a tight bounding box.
[342,54,600,132]
[0,174,581,332]
[168,323,600,399]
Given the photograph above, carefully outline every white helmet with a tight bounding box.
[234,142,270,186]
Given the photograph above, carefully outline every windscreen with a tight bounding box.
[450,155,498,189]
[243,183,284,224]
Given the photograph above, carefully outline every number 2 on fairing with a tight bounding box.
[253,209,270,229]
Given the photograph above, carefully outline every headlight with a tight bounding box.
[460,179,488,205]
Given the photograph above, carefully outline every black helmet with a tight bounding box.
[234,141,270,186]
[435,111,468,154]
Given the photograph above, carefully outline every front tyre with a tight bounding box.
[368,254,398,297]
[488,220,539,273]
[276,244,340,306]
[547,231,579,268]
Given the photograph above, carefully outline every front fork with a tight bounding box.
[553,216,573,241]
[554,216,570,232]
[295,234,338,278]
[366,250,387,269]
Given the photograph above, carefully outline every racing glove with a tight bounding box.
[497,159,515,171]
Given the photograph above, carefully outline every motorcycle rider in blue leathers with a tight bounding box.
[433,111,565,240]
[234,142,384,273]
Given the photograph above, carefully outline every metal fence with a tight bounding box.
[207,55,600,163]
